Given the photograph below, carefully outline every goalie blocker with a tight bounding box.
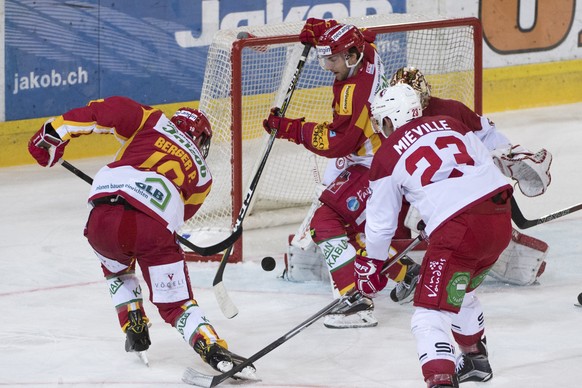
[285,228,547,287]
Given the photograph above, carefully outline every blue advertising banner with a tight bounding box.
[4,0,405,120]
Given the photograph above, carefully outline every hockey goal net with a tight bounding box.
[180,14,482,262]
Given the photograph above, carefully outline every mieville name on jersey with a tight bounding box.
[393,119,452,155]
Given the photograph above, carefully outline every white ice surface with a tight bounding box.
[1,103,582,387]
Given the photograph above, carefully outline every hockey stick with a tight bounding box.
[212,43,313,319]
[182,234,425,387]
[511,196,582,229]
[380,231,426,274]
[290,154,322,249]
[60,160,241,256]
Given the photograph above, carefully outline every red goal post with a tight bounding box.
[181,15,483,262]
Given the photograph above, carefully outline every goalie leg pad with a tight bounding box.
[488,228,549,286]
[285,239,329,283]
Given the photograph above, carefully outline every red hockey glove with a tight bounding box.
[354,251,388,298]
[299,18,338,46]
[28,120,69,167]
[360,28,377,44]
[262,108,304,145]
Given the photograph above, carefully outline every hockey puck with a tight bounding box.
[577,292,582,305]
[261,256,276,272]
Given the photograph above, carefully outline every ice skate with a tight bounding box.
[124,309,151,366]
[324,292,378,328]
[193,339,258,380]
[426,373,459,388]
[390,257,420,304]
[456,338,493,383]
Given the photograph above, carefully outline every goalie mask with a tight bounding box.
[390,67,432,109]
[316,24,365,73]
[371,84,422,137]
[171,108,212,158]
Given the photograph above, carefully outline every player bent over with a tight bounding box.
[390,67,551,286]
[27,96,255,377]
[356,84,513,387]
[264,18,420,329]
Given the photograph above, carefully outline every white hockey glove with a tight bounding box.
[491,145,552,197]
[404,205,423,233]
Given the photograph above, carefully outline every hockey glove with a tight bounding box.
[263,108,304,145]
[28,120,69,167]
[491,144,552,197]
[299,18,338,46]
[354,251,388,298]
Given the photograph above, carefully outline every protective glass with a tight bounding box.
[318,53,344,71]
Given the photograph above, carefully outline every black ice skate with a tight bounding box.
[456,338,493,383]
[390,257,420,304]
[124,309,151,352]
[193,339,257,380]
[124,309,151,366]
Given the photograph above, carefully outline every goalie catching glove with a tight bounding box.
[28,119,69,167]
[354,250,388,298]
[263,107,304,144]
[491,144,552,197]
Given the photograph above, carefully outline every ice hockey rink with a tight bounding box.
[1,102,581,387]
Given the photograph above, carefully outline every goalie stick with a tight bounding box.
[212,43,313,319]
[290,153,322,249]
[511,197,582,229]
[60,160,241,256]
[182,233,425,387]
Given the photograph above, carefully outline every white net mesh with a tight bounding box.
[181,14,480,246]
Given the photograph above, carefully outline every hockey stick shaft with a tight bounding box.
[61,160,93,185]
[60,160,240,255]
[212,44,313,318]
[182,294,347,387]
[184,235,424,387]
[380,232,426,276]
[291,154,322,248]
[212,296,346,386]
[510,197,582,229]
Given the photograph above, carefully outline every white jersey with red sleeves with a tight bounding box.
[424,96,511,151]
[365,114,511,261]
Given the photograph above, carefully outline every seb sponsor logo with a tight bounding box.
[175,0,396,47]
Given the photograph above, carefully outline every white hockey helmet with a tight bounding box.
[371,84,422,136]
